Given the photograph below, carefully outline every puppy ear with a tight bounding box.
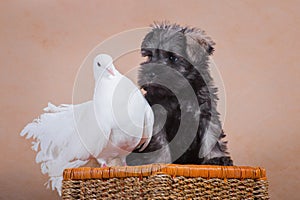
[184,28,215,55]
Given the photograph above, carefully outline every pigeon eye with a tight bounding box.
[97,62,101,67]
[169,55,178,62]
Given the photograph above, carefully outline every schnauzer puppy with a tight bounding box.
[126,22,233,166]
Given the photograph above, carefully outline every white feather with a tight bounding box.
[20,54,154,195]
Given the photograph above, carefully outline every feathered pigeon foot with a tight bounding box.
[203,156,233,166]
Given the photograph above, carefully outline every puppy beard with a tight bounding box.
[138,63,197,99]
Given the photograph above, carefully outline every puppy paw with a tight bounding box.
[203,156,233,166]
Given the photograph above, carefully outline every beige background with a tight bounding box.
[0,0,299,199]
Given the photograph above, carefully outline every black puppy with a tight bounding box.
[127,22,233,166]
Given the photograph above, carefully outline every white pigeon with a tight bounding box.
[20,54,154,195]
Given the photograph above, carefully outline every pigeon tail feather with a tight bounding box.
[20,103,90,196]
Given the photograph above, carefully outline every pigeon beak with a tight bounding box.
[106,68,115,76]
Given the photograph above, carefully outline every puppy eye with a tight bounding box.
[97,62,101,67]
[169,55,178,62]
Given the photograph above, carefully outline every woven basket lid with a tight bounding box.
[63,164,267,180]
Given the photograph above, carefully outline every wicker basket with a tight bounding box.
[62,164,269,199]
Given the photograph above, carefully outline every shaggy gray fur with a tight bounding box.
[126,22,233,166]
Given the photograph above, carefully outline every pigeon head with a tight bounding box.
[93,54,117,80]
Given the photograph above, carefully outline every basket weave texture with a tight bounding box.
[62,164,269,199]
